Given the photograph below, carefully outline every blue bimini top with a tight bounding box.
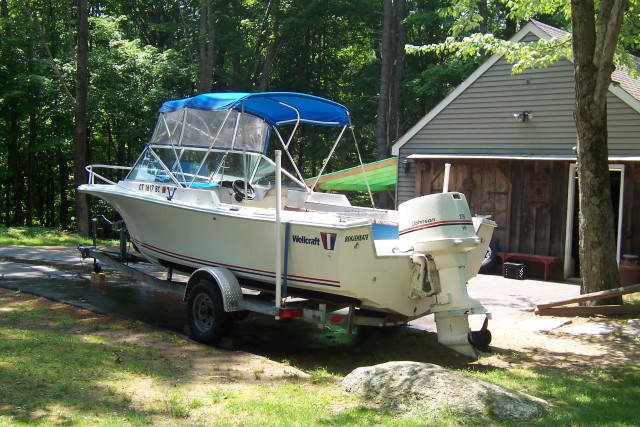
[159,92,351,127]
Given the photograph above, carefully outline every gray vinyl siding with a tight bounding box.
[607,94,640,156]
[401,58,578,157]
[396,54,640,205]
[396,174,416,207]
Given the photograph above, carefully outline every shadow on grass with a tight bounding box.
[476,336,640,426]
[0,291,183,424]
[230,314,485,374]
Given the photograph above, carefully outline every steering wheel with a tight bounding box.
[232,180,256,202]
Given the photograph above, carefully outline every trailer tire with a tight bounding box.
[187,280,233,344]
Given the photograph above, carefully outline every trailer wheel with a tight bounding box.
[187,280,233,344]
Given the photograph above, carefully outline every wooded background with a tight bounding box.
[0,0,569,231]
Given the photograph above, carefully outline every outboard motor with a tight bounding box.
[398,192,492,357]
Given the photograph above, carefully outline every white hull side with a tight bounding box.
[81,183,433,318]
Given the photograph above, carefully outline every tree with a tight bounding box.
[376,0,406,162]
[26,0,90,234]
[2,0,24,226]
[409,0,637,299]
[253,0,281,91]
[376,0,406,208]
[74,0,89,236]
[198,0,215,93]
[2,0,472,225]
[571,0,627,302]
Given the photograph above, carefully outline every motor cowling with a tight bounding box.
[398,192,479,254]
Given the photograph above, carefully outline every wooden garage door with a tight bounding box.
[429,163,511,248]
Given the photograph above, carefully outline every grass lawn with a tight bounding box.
[1,287,639,426]
[1,229,639,425]
[0,227,117,247]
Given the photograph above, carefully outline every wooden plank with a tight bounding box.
[522,161,536,253]
[535,162,552,255]
[549,162,568,256]
[510,161,524,252]
[537,283,640,309]
[495,162,511,251]
[536,305,640,317]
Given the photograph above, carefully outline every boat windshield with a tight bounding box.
[126,147,306,190]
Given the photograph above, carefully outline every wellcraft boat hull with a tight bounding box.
[81,181,492,319]
[79,92,496,357]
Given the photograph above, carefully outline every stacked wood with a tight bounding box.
[536,283,640,316]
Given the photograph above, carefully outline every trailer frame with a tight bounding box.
[78,216,410,346]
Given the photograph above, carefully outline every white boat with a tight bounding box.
[79,92,496,357]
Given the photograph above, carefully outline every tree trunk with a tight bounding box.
[45,160,53,227]
[198,0,214,93]
[178,0,194,63]
[391,0,405,143]
[8,106,23,226]
[74,0,89,236]
[59,150,69,229]
[3,184,9,227]
[207,2,215,89]
[3,0,23,226]
[376,0,393,161]
[26,92,37,227]
[479,0,488,34]
[377,0,405,209]
[257,0,280,91]
[571,0,626,303]
[25,31,39,227]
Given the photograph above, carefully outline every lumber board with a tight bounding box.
[536,305,640,317]
[537,283,640,309]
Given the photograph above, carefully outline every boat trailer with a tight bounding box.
[78,216,414,342]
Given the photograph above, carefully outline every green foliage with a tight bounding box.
[0,227,116,246]
[505,0,571,22]
[410,0,639,77]
[407,32,573,74]
[88,14,196,168]
[0,0,517,227]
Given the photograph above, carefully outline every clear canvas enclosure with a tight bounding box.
[125,92,351,190]
[150,109,269,153]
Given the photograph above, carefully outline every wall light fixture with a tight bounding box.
[514,111,533,123]
[402,159,411,174]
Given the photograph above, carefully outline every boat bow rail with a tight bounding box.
[85,164,133,186]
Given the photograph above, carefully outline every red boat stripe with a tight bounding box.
[399,219,473,236]
[132,237,341,287]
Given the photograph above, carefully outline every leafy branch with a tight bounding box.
[24,0,76,106]
[406,33,573,74]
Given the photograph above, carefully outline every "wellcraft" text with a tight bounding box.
[292,235,321,245]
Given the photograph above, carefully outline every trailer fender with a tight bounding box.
[184,267,243,312]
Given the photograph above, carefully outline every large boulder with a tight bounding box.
[342,361,547,422]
